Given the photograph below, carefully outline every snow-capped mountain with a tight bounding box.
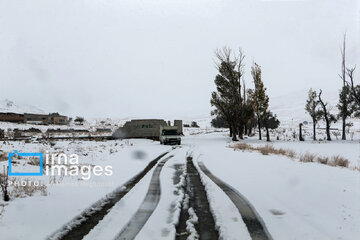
[0,99,45,114]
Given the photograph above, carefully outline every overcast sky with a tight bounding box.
[0,0,358,118]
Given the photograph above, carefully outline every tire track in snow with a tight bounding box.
[198,161,273,240]
[47,152,169,240]
[114,155,174,240]
[175,156,219,240]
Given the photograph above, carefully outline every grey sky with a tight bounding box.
[0,0,358,118]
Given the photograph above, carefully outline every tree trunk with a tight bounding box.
[257,119,262,140]
[319,90,331,141]
[266,127,270,142]
[342,116,346,140]
[299,123,304,141]
[238,125,244,140]
[229,126,232,137]
[244,125,248,136]
[232,125,238,141]
[325,119,331,141]
[313,121,316,141]
[3,189,9,201]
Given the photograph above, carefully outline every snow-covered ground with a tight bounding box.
[0,139,169,239]
[186,132,360,240]
[0,99,45,115]
[0,128,359,239]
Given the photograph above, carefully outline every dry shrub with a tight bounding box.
[330,155,349,168]
[233,143,297,159]
[285,149,296,159]
[256,144,295,158]
[277,148,287,156]
[27,156,47,171]
[300,152,316,163]
[257,144,275,155]
[232,143,253,151]
[28,156,41,166]
[10,180,47,199]
[0,152,7,162]
[317,156,329,165]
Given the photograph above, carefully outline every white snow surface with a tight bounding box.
[0,99,45,114]
[185,132,360,240]
[0,130,359,239]
[0,139,169,239]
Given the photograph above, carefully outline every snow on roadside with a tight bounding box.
[184,132,360,240]
[0,139,170,240]
[243,138,360,168]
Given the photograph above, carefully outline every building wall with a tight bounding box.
[113,119,168,139]
[24,113,49,124]
[51,116,68,125]
[0,112,68,125]
[174,120,183,135]
[113,119,183,139]
[24,113,68,125]
[0,113,25,123]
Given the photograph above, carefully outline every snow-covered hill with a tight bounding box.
[0,99,45,114]
[269,88,339,124]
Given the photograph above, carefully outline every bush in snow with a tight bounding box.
[0,152,7,162]
[232,143,252,151]
[316,156,329,165]
[10,179,47,199]
[330,155,349,168]
[299,152,316,163]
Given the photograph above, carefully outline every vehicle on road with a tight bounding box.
[159,126,181,145]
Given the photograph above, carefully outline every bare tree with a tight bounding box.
[346,66,360,106]
[236,49,246,139]
[338,34,348,140]
[318,90,337,141]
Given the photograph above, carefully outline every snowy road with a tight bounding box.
[2,132,358,240]
[48,152,169,240]
[115,155,174,240]
[47,141,274,240]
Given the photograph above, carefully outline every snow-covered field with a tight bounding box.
[185,132,360,240]
[0,127,359,239]
[0,139,169,239]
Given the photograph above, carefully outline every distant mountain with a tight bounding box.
[0,99,45,114]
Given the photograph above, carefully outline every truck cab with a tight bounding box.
[160,126,181,145]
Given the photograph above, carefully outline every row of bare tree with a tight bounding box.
[306,34,360,141]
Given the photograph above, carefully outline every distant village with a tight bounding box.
[0,110,201,142]
[0,112,69,125]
